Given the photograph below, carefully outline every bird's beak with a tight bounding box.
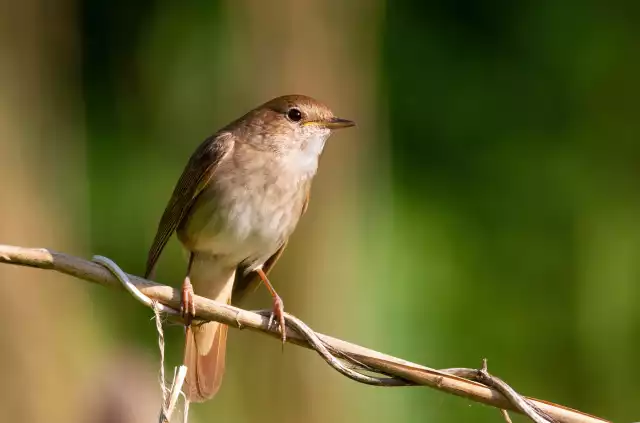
[324,117,356,129]
[306,117,356,129]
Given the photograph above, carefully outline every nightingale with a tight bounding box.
[145,95,355,402]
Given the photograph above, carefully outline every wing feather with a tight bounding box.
[145,133,232,278]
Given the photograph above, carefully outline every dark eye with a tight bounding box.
[287,108,303,122]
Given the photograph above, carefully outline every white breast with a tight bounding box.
[181,151,314,267]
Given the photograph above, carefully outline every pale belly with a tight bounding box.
[177,171,308,270]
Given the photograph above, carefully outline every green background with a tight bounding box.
[0,1,637,422]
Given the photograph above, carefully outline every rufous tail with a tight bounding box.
[183,255,235,402]
[183,320,228,402]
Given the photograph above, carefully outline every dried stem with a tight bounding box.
[0,244,610,423]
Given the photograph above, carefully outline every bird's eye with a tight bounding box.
[287,108,303,122]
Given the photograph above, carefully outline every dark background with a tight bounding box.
[0,1,638,422]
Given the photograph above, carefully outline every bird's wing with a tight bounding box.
[232,189,310,305]
[145,132,233,278]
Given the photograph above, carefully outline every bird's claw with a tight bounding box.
[268,295,286,344]
[180,277,196,325]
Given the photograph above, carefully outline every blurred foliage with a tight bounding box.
[385,2,639,421]
[1,1,638,422]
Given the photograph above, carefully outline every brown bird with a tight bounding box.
[145,95,354,402]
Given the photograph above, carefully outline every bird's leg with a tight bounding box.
[180,254,196,325]
[256,268,286,344]
[181,275,196,325]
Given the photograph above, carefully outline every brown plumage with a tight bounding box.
[145,95,354,402]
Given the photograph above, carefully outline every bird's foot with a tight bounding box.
[268,294,287,344]
[180,276,196,325]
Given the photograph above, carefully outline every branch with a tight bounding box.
[0,244,609,423]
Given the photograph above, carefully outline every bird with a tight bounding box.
[144,95,355,402]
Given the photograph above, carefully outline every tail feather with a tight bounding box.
[182,254,235,402]
[183,322,228,402]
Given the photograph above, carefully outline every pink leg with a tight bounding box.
[256,268,286,344]
[181,254,196,325]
